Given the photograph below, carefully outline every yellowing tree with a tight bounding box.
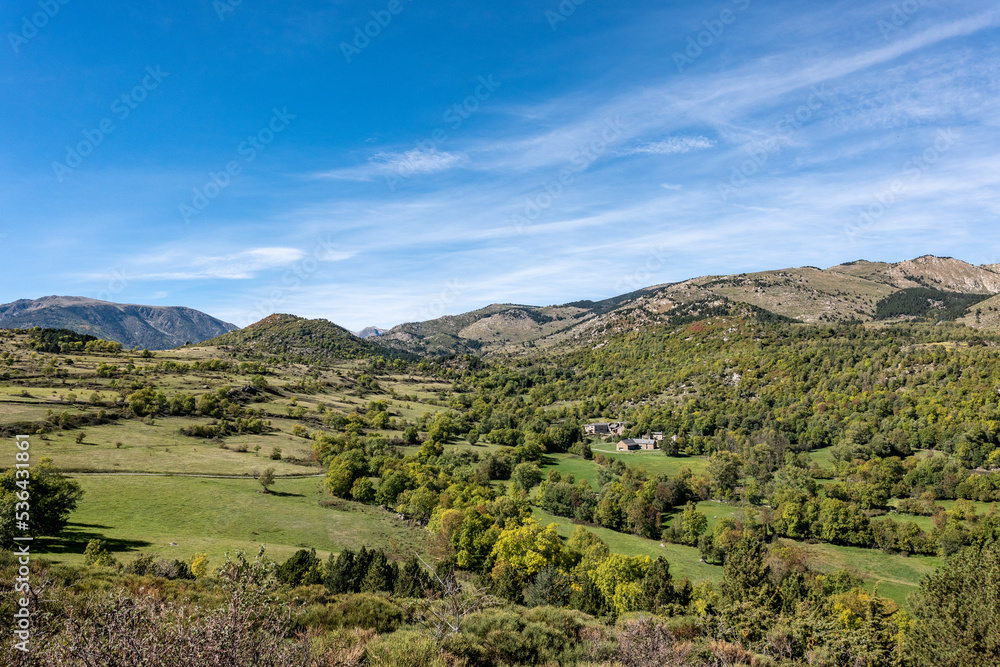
[590,553,651,615]
[491,518,564,576]
[191,553,210,579]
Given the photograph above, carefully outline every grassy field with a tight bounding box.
[533,502,936,610]
[543,449,708,488]
[40,475,429,567]
[531,507,721,584]
[27,418,320,475]
[779,539,941,608]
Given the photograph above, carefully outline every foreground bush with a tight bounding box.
[296,592,405,633]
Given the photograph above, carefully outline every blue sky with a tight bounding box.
[2,0,999,330]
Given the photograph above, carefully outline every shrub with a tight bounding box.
[83,539,116,567]
[295,593,405,633]
[365,628,444,667]
[444,605,593,666]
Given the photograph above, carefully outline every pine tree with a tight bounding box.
[395,556,430,598]
[718,534,781,642]
[324,548,355,594]
[641,556,675,613]
[360,551,395,593]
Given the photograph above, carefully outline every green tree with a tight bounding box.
[679,502,708,545]
[83,538,116,566]
[395,555,433,598]
[590,553,651,616]
[276,548,322,587]
[907,543,1000,665]
[719,534,781,641]
[376,470,413,506]
[641,556,676,613]
[510,462,542,493]
[351,476,376,503]
[0,459,83,542]
[524,565,570,608]
[257,467,275,493]
[707,450,742,498]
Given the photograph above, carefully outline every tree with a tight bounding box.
[907,543,1000,665]
[325,454,362,498]
[276,548,322,587]
[510,462,542,493]
[524,565,570,608]
[361,550,396,593]
[376,470,413,506]
[257,467,275,493]
[491,519,565,576]
[325,549,356,594]
[0,458,83,543]
[83,538,116,566]
[395,555,433,598]
[351,476,376,503]
[679,502,708,545]
[191,552,210,578]
[707,451,742,498]
[641,556,676,613]
[719,534,781,642]
[590,553,652,616]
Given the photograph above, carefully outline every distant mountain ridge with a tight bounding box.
[370,255,1000,356]
[355,326,390,339]
[6,255,999,358]
[0,296,236,350]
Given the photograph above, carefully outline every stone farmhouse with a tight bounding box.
[616,438,659,452]
[583,422,628,436]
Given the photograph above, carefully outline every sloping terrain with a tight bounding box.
[0,295,236,350]
[373,255,1000,356]
[201,313,406,361]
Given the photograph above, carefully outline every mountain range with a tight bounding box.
[4,256,1000,355]
[362,255,1000,356]
[0,296,236,350]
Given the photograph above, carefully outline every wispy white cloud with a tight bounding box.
[621,136,715,156]
[134,247,306,280]
[315,148,464,182]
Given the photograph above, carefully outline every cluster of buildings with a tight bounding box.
[583,422,666,452]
